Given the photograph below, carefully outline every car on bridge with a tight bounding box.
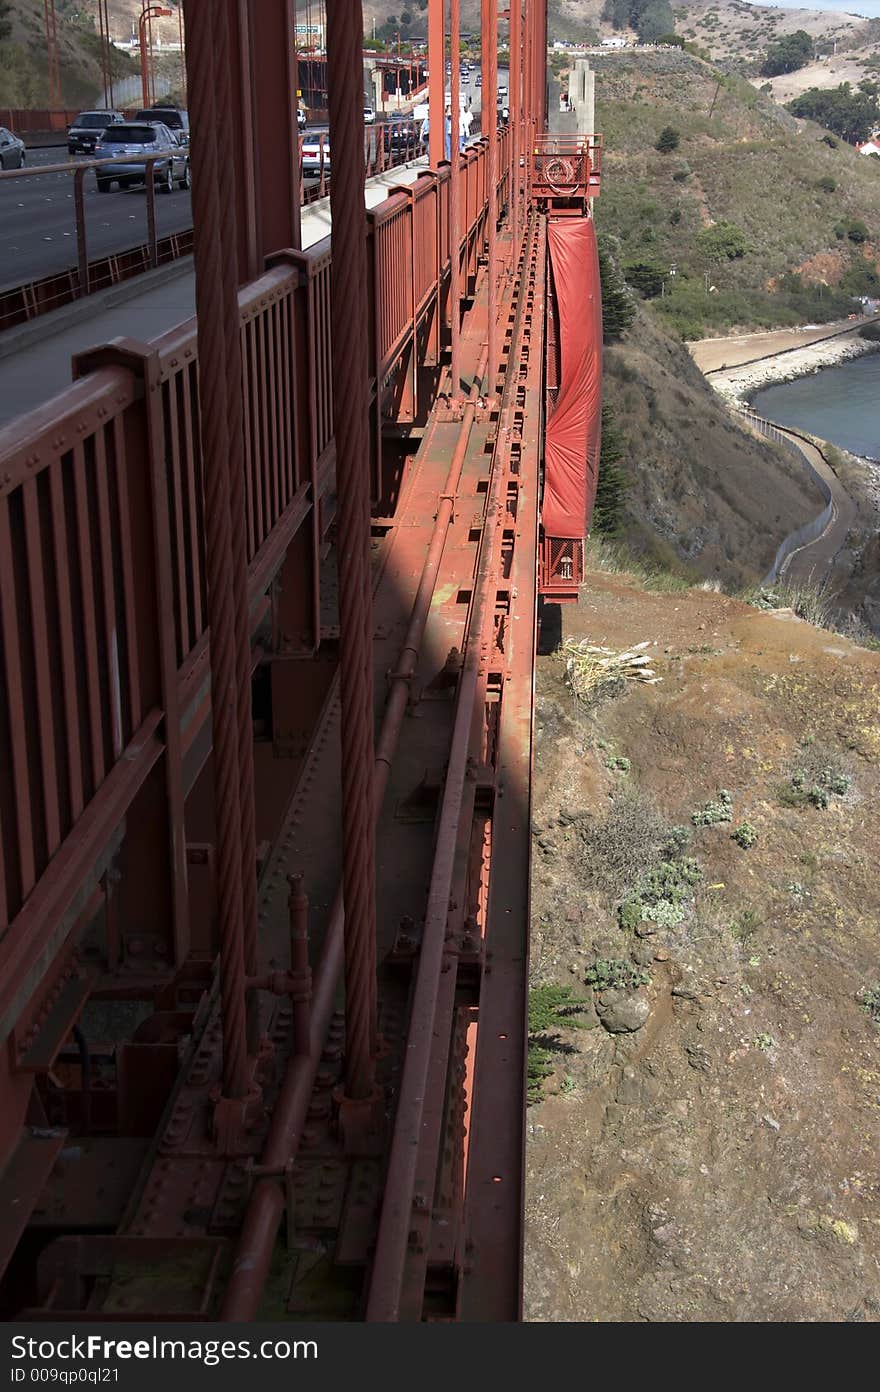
[300,138,330,175]
[0,126,26,169]
[93,122,191,194]
[364,105,376,124]
[134,105,190,146]
[67,109,123,155]
[381,111,417,154]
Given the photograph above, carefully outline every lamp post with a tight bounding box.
[177,0,185,102]
[139,4,172,109]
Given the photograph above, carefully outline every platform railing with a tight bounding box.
[0,136,508,1043]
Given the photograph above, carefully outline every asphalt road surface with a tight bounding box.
[2,77,508,293]
[0,148,192,292]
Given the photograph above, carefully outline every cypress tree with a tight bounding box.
[593,403,630,538]
[597,236,636,343]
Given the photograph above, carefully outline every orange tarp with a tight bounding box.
[541,217,602,540]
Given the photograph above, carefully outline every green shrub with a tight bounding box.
[585,959,650,992]
[732,822,758,849]
[779,763,850,809]
[696,222,749,262]
[861,985,880,1025]
[624,260,667,298]
[527,984,592,1104]
[842,259,880,297]
[655,124,681,153]
[731,908,761,944]
[816,175,836,193]
[692,789,733,826]
[835,217,871,245]
[529,983,591,1034]
[619,856,703,930]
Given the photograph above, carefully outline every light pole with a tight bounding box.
[177,0,185,102]
[139,4,172,108]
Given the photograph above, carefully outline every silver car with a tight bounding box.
[0,126,25,170]
[93,122,190,193]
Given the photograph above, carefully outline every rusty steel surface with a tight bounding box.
[0,0,573,1325]
[325,0,378,1121]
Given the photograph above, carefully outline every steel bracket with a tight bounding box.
[244,1158,297,1249]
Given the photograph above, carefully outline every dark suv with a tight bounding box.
[68,110,123,155]
[134,106,190,146]
[381,111,417,155]
[93,122,190,193]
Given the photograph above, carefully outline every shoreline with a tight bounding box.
[692,325,880,409]
[690,323,880,510]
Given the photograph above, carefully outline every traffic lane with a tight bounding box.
[0,175,192,290]
[20,148,64,170]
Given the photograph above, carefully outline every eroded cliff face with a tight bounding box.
[603,309,830,588]
[526,567,880,1322]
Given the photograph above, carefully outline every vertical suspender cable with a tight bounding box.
[327,0,378,1103]
[182,0,249,1100]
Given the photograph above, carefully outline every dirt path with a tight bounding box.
[690,319,875,374]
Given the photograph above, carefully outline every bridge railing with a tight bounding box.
[0,138,506,1037]
[0,134,430,333]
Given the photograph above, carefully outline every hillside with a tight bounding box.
[0,0,145,107]
[365,0,878,71]
[592,48,880,339]
[601,306,829,585]
[527,562,880,1321]
[675,0,872,67]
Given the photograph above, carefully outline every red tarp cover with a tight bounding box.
[542,217,603,539]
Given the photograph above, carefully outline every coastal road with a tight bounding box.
[691,317,877,374]
[694,322,866,584]
[762,423,858,585]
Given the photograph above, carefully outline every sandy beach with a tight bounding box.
[689,318,879,404]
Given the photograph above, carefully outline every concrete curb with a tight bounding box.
[0,256,194,361]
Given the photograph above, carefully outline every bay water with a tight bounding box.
[750,351,880,460]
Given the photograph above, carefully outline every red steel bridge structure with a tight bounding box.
[0,0,602,1322]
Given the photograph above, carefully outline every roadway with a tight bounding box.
[3,67,509,292]
[0,157,435,427]
[0,149,192,291]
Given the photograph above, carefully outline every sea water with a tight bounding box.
[751,351,880,461]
